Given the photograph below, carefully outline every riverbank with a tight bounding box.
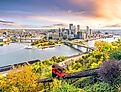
[0,43,80,67]
[0,36,120,68]
[0,39,12,46]
[58,36,121,68]
[2,36,119,75]
[1,36,121,92]
[34,44,63,49]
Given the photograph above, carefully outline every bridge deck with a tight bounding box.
[64,42,95,52]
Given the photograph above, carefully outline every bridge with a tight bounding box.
[84,37,102,42]
[17,38,41,43]
[64,41,95,53]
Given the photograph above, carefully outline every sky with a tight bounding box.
[0,0,121,29]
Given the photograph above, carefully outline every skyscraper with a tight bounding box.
[69,24,73,35]
[86,26,89,33]
[89,29,92,36]
[77,25,80,32]
[58,28,61,37]
[69,24,73,30]
[86,26,90,39]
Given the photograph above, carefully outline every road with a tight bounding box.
[58,53,88,68]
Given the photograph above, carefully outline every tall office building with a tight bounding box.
[73,25,76,34]
[89,29,92,36]
[77,31,83,39]
[77,25,80,32]
[86,26,90,39]
[86,26,89,33]
[59,28,61,37]
[69,24,73,30]
[69,24,73,35]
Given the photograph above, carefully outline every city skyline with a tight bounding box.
[0,0,121,29]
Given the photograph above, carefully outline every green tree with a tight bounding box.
[110,50,121,60]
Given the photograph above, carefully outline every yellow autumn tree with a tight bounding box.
[0,65,41,92]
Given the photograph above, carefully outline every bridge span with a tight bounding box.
[17,38,41,43]
[64,41,95,53]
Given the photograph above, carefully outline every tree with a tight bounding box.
[98,61,121,84]
[0,65,41,92]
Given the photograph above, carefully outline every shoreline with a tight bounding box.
[0,48,90,74]
[0,36,120,73]
[37,44,63,49]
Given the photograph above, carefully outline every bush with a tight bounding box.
[110,50,121,60]
[52,82,82,92]
[98,61,121,84]
[84,82,116,92]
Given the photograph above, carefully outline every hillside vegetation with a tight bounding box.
[1,39,121,92]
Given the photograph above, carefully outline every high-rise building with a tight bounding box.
[75,25,80,36]
[77,25,80,32]
[86,26,90,39]
[69,24,73,30]
[86,26,89,33]
[89,29,92,36]
[69,24,73,35]
[72,25,76,34]
[59,28,61,37]
[77,31,82,39]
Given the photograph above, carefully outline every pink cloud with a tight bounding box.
[68,0,121,19]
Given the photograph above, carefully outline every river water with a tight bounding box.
[0,35,120,67]
[0,43,80,66]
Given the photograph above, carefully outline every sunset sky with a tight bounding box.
[0,0,121,29]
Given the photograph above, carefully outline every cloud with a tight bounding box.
[105,23,121,28]
[0,20,14,24]
[95,0,121,19]
[0,19,35,29]
[41,23,67,29]
[52,23,67,27]
[0,19,16,28]
[68,0,121,19]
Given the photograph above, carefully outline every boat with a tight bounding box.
[24,45,33,49]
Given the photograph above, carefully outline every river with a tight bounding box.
[0,35,120,67]
[0,43,80,66]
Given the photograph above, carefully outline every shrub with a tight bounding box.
[52,82,82,92]
[98,61,121,84]
[84,82,116,92]
[91,62,99,68]
[116,84,121,92]
[110,50,121,60]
